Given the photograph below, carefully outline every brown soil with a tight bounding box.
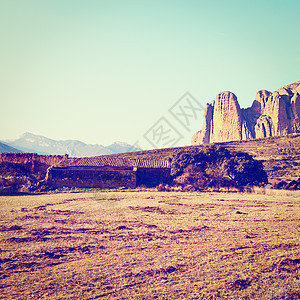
[0,190,299,299]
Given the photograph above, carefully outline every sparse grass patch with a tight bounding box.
[249,186,300,197]
[0,191,299,299]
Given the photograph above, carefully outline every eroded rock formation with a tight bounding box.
[192,81,300,144]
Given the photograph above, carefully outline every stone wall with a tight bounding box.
[136,168,171,187]
[47,166,171,189]
[47,167,137,189]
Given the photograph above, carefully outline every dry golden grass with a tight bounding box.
[0,190,300,299]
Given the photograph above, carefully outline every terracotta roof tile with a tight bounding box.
[56,156,170,168]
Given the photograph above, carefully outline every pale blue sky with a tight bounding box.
[1,0,299,149]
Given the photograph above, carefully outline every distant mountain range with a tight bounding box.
[1,133,141,157]
[0,141,22,154]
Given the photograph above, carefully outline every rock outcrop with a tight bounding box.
[192,81,300,145]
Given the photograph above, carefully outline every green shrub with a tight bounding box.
[171,145,268,190]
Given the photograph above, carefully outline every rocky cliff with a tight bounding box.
[192,81,300,144]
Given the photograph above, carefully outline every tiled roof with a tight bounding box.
[56,156,170,168]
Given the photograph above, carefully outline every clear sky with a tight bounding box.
[1,0,299,149]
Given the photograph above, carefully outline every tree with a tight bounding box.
[226,152,268,187]
[170,145,268,190]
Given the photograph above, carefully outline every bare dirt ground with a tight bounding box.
[0,190,299,299]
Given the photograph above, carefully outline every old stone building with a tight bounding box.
[46,155,171,189]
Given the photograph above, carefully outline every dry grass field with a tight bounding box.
[0,190,300,299]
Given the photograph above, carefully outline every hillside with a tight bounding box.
[90,133,300,181]
[0,141,22,154]
[1,134,299,182]
[218,134,300,181]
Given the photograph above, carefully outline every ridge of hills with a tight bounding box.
[0,134,299,188]
[1,132,140,156]
[0,141,22,154]
[91,133,300,181]
[1,135,299,183]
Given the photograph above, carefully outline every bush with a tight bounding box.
[156,183,172,192]
[174,165,208,190]
[271,178,300,190]
[0,161,31,177]
[171,145,268,190]
[0,162,37,194]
